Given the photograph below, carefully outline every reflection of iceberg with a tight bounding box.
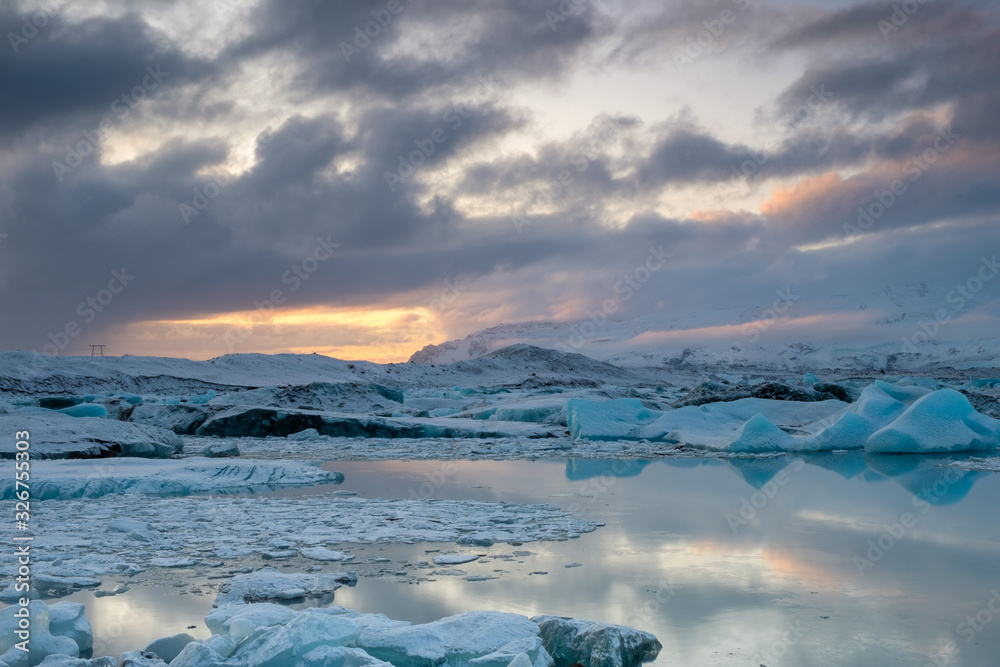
[565,459,651,480]
[864,454,988,505]
[800,451,870,480]
[660,458,723,469]
[722,456,801,490]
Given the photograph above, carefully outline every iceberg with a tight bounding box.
[0,412,181,459]
[143,633,195,663]
[0,601,90,666]
[567,399,658,441]
[0,458,344,500]
[532,616,662,667]
[356,611,552,667]
[214,568,346,606]
[865,389,1000,454]
[57,404,109,418]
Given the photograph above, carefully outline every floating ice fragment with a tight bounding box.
[433,554,480,565]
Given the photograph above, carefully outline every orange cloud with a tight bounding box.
[761,172,846,219]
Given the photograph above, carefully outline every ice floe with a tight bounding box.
[0,495,598,590]
[0,458,343,500]
[0,412,181,459]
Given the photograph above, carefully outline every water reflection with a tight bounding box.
[46,455,1000,665]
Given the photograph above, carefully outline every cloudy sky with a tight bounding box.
[1,0,998,362]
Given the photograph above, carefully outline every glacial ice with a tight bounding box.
[0,413,181,459]
[433,554,480,565]
[143,633,195,663]
[711,413,796,453]
[355,610,552,667]
[299,547,354,562]
[0,601,90,666]
[0,495,597,589]
[214,568,346,605]
[4,575,660,667]
[0,458,343,500]
[532,616,662,667]
[565,382,1000,454]
[56,404,108,419]
[205,603,299,635]
[865,389,1000,453]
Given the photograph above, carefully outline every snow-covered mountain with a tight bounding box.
[411,282,1000,372]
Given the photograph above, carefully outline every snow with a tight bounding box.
[407,287,1000,373]
[532,616,663,667]
[0,458,343,500]
[0,412,182,459]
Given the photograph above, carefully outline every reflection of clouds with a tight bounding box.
[69,586,214,657]
[51,455,1000,664]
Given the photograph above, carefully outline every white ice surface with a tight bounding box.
[0,458,343,500]
[0,412,181,459]
[0,495,598,589]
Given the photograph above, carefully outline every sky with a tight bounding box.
[0,0,998,362]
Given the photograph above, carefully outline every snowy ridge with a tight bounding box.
[409,283,1000,373]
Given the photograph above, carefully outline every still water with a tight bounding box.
[67,454,1000,666]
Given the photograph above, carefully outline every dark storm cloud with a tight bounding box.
[0,0,998,356]
[0,5,215,142]
[227,0,601,102]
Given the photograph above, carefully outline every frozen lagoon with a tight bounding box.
[18,452,1000,666]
